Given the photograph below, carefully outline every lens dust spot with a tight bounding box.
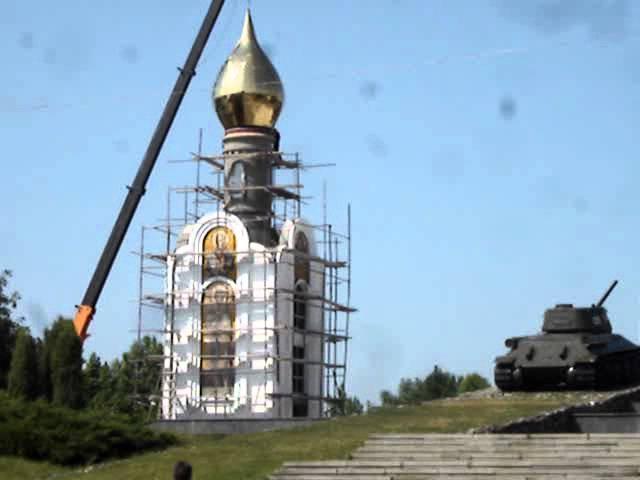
[18,32,34,49]
[360,81,380,100]
[499,96,517,120]
[572,197,589,214]
[365,134,388,158]
[120,44,139,64]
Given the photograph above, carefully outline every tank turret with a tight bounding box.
[494,280,640,391]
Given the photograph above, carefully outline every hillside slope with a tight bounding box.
[0,392,611,480]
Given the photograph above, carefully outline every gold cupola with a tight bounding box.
[213,10,284,129]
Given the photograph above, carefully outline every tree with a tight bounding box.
[379,365,463,406]
[35,336,51,400]
[0,270,21,389]
[344,395,364,415]
[84,336,163,416]
[83,352,103,405]
[330,384,364,416]
[380,389,399,406]
[128,336,163,400]
[49,317,84,408]
[422,365,461,400]
[458,372,491,394]
[7,327,38,400]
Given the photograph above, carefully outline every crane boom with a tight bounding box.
[73,0,226,340]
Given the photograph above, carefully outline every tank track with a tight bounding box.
[495,348,640,391]
[594,349,640,389]
[494,366,520,391]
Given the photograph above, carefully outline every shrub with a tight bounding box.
[458,373,491,394]
[0,392,176,466]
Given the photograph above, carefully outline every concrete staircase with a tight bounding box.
[270,434,640,479]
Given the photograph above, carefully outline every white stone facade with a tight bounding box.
[161,210,324,419]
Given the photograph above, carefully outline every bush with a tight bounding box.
[0,392,176,466]
[458,373,491,394]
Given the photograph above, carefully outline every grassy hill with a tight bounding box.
[0,393,588,480]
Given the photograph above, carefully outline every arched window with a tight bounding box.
[292,230,310,417]
[227,161,247,202]
[294,231,310,284]
[201,282,235,400]
[203,226,236,279]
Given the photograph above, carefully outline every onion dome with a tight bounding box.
[213,10,284,129]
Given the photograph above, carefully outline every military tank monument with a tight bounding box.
[495,281,640,391]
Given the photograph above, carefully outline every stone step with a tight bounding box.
[281,460,640,468]
[271,434,640,479]
[283,458,640,470]
[368,434,640,439]
[360,446,640,453]
[273,466,640,475]
[365,437,640,443]
[270,476,640,480]
[362,441,640,448]
[359,443,640,449]
[351,452,640,460]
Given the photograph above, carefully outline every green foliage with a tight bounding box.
[0,394,578,479]
[83,352,103,403]
[458,372,491,394]
[7,328,38,400]
[34,336,50,400]
[0,392,176,466]
[380,365,462,406]
[48,317,84,408]
[0,270,21,390]
[344,395,364,415]
[330,385,364,416]
[379,389,399,407]
[422,365,462,400]
[83,336,162,418]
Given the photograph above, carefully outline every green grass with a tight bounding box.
[0,396,573,480]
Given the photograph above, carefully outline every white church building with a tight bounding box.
[158,10,352,422]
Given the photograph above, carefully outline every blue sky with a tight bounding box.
[1,0,639,404]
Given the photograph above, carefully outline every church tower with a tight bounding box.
[158,11,350,422]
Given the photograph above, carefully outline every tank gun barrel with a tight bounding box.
[596,280,618,308]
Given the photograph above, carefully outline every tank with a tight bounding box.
[494,281,640,391]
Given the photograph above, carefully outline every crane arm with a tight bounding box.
[73,0,226,340]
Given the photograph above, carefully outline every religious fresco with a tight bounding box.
[203,226,237,279]
[201,282,236,399]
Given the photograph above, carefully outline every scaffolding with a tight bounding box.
[133,129,354,419]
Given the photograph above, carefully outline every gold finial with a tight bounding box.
[213,9,284,129]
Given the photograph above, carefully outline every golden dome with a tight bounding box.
[213,10,284,129]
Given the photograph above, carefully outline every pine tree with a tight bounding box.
[7,328,38,400]
[0,270,20,389]
[34,336,51,400]
[49,317,84,408]
[83,352,103,405]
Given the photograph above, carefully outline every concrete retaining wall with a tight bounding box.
[473,385,640,433]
